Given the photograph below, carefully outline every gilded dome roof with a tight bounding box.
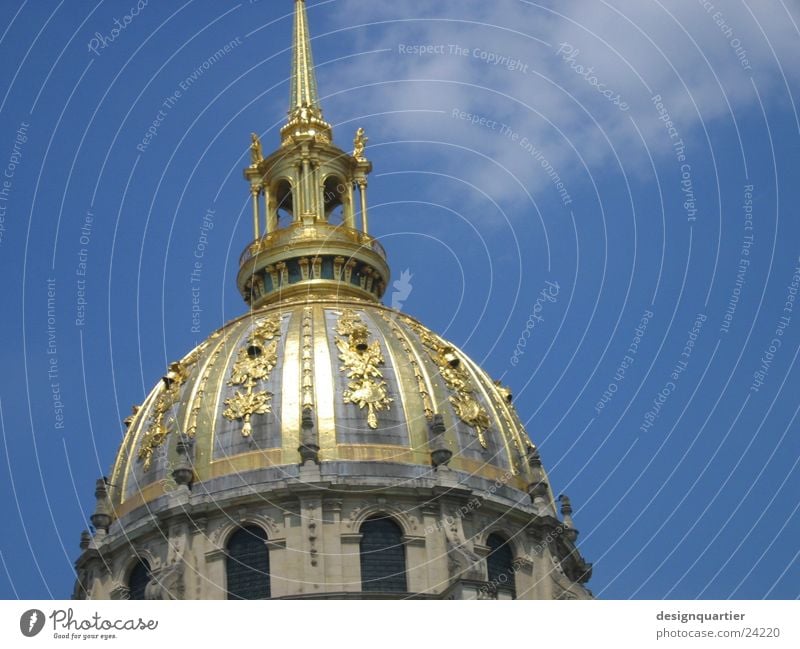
[109,297,545,519]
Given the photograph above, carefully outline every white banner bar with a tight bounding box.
[0,600,796,648]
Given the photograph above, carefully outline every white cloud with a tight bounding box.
[313,0,799,207]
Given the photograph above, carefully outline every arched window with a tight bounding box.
[226,525,271,600]
[128,559,150,601]
[274,179,294,225]
[360,516,407,593]
[322,176,346,224]
[486,533,516,599]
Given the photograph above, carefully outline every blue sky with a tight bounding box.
[0,0,799,599]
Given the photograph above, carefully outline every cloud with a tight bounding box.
[313,0,799,207]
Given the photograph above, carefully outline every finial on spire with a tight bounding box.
[281,0,332,145]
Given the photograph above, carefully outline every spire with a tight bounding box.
[281,0,332,145]
[291,0,320,116]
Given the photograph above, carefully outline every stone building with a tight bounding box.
[73,0,592,600]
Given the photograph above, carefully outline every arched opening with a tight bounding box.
[274,179,294,226]
[360,516,407,593]
[486,533,516,599]
[128,558,150,601]
[226,525,271,600]
[322,176,346,225]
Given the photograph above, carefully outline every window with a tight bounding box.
[322,176,346,223]
[360,516,407,593]
[274,179,294,225]
[226,526,271,600]
[486,533,516,598]
[128,559,150,601]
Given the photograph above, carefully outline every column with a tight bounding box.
[311,161,321,221]
[302,159,312,221]
[293,164,304,222]
[263,185,276,235]
[345,182,355,228]
[357,179,369,234]
[251,184,261,239]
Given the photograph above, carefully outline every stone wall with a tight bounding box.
[75,463,592,600]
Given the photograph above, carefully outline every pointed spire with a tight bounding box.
[291,0,320,115]
[281,0,332,145]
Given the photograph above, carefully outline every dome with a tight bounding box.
[75,0,591,601]
[109,296,547,520]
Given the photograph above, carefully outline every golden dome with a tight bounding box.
[109,297,546,519]
[104,0,554,524]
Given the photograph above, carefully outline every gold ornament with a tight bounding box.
[223,391,273,438]
[301,307,315,410]
[138,382,180,471]
[250,132,263,166]
[353,127,368,160]
[404,319,490,449]
[223,314,282,437]
[138,359,195,471]
[336,310,392,429]
[449,393,490,448]
[379,312,434,420]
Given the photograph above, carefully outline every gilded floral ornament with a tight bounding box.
[404,319,490,449]
[223,391,272,435]
[138,415,173,472]
[449,393,490,447]
[229,339,279,385]
[138,361,190,471]
[223,315,282,437]
[336,310,392,429]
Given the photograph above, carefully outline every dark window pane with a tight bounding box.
[226,526,271,600]
[128,559,150,601]
[487,533,516,598]
[360,517,407,593]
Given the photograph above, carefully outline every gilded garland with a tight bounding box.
[378,311,434,421]
[223,314,282,437]
[137,337,217,470]
[403,318,490,448]
[138,361,191,471]
[336,310,393,429]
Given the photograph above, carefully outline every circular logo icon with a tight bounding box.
[20,609,45,637]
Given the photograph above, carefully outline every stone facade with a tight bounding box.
[75,461,591,600]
